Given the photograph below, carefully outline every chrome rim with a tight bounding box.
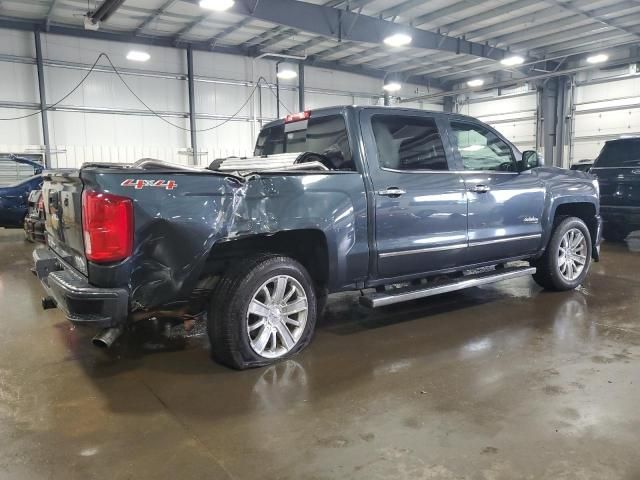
[246,275,308,359]
[558,228,588,281]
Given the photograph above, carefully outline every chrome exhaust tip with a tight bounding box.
[92,327,123,349]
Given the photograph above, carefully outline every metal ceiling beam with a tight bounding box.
[206,17,253,47]
[202,0,512,61]
[463,9,574,43]
[486,4,640,47]
[538,30,635,55]
[134,0,176,34]
[512,23,639,52]
[0,17,439,88]
[237,0,375,51]
[400,52,640,103]
[541,34,639,56]
[89,0,126,24]
[377,0,424,19]
[440,0,536,35]
[44,0,60,30]
[549,0,640,40]
[410,0,486,28]
[433,35,639,81]
[185,0,370,46]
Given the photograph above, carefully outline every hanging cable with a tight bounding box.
[0,53,108,121]
[1,52,296,129]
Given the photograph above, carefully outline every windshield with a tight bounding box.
[594,140,640,167]
[254,114,353,170]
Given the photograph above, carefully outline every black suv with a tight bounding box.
[591,138,640,241]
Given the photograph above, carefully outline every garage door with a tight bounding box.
[572,76,640,163]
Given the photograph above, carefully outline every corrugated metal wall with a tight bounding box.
[0,28,442,168]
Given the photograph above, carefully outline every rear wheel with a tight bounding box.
[533,217,592,291]
[208,254,317,369]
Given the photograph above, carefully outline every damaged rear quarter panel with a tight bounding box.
[81,169,368,311]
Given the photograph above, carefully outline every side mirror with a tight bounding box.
[520,150,541,171]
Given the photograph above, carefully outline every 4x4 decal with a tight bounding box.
[121,179,177,190]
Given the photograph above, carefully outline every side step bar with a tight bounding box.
[360,266,536,308]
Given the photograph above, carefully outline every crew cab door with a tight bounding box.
[360,110,468,279]
[446,119,545,264]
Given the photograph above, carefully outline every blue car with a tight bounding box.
[0,156,43,228]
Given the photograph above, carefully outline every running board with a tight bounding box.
[360,266,536,308]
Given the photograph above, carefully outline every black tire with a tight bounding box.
[532,217,592,291]
[208,254,317,370]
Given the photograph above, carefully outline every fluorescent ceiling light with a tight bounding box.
[501,55,524,66]
[126,50,150,62]
[199,0,234,11]
[277,62,298,80]
[383,81,402,92]
[467,79,484,87]
[587,53,608,64]
[383,33,412,47]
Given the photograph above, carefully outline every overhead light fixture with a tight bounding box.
[383,33,412,47]
[276,62,297,80]
[467,79,484,87]
[383,81,402,92]
[383,72,402,92]
[501,55,524,66]
[126,50,150,62]
[587,53,608,64]
[199,0,234,11]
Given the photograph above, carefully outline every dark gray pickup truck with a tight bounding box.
[34,106,601,369]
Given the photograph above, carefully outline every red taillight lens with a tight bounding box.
[82,190,133,263]
[285,111,310,123]
[37,197,44,211]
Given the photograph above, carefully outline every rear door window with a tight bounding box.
[594,140,640,167]
[254,114,354,170]
[371,115,448,171]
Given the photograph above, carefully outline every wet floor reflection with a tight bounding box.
[2,231,640,479]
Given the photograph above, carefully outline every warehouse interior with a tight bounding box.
[1,0,640,479]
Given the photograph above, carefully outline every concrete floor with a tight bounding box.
[1,229,639,480]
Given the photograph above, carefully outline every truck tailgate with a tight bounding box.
[42,170,87,274]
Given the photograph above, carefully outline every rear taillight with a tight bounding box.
[285,111,310,123]
[37,197,44,211]
[82,190,133,263]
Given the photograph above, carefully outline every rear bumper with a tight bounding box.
[33,248,128,327]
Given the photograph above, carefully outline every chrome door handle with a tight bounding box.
[377,187,406,197]
[468,184,490,193]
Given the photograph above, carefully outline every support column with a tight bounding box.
[34,30,51,168]
[443,95,455,113]
[540,79,558,167]
[540,77,570,168]
[276,62,281,118]
[186,46,198,165]
[554,76,569,168]
[298,63,305,112]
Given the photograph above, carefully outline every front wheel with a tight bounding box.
[208,254,317,369]
[532,217,592,291]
